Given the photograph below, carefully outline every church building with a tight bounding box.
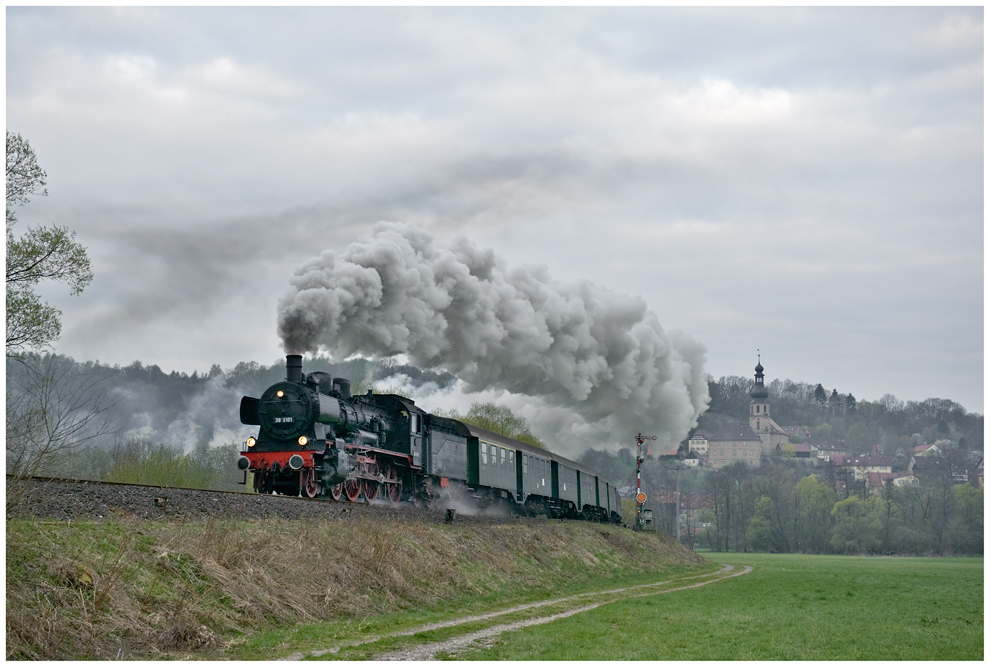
[748,357,790,456]
[706,356,791,469]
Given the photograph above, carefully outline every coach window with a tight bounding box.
[509,451,514,465]
[481,443,488,465]
[523,455,528,474]
[500,448,506,467]
[492,446,498,466]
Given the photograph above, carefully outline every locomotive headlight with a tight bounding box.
[246,437,257,448]
[298,436,308,446]
[276,390,284,398]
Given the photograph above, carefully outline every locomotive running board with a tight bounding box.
[339,442,423,471]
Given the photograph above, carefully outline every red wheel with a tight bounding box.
[329,483,343,501]
[344,479,362,502]
[302,469,319,498]
[363,479,380,502]
[387,481,401,504]
[380,463,401,504]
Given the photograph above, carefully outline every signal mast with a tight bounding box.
[634,433,656,531]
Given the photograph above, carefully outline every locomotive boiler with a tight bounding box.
[238,355,623,523]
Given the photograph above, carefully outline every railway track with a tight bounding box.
[4,474,550,526]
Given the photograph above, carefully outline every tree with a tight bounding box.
[747,465,797,552]
[703,469,735,552]
[6,131,93,356]
[796,474,837,553]
[454,402,546,449]
[830,495,882,554]
[951,484,983,555]
[813,383,827,406]
[828,388,841,416]
[746,498,776,552]
[6,354,118,511]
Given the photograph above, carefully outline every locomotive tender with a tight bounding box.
[238,355,622,523]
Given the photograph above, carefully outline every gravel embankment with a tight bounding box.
[6,477,552,527]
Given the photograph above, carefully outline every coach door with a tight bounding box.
[409,412,423,467]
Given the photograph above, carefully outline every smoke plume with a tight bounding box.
[277,222,709,454]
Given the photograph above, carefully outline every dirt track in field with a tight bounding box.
[279,563,753,661]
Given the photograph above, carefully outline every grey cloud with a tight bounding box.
[276,222,710,451]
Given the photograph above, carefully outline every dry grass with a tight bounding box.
[7,516,706,660]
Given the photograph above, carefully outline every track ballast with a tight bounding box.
[5,475,564,526]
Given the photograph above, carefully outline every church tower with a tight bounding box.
[749,355,772,452]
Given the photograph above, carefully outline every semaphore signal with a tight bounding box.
[634,433,656,531]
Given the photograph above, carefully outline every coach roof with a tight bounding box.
[458,423,606,479]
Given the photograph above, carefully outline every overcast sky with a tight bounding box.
[7,7,984,414]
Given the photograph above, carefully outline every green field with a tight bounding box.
[454,553,984,661]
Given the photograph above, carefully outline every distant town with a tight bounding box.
[617,359,983,556]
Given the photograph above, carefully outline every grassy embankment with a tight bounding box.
[6,515,711,660]
[454,551,984,661]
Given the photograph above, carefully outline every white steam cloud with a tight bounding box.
[277,222,709,455]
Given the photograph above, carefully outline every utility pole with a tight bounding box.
[634,433,656,531]
[665,462,684,543]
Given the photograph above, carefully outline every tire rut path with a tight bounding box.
[281,564,752,661]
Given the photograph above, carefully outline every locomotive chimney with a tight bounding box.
[286,354,303,383]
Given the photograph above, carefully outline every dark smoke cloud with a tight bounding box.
[277,222,709,452]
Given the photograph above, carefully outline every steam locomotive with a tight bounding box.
[238,355,623,523]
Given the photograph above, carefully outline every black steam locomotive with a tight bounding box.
[238,355,623,523]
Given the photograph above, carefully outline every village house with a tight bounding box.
[811,440,847,463]
[707,421,762,470]
[866,471,917,494]
[656,492,713,536]
[775,442,814,461]
[687,430,711,458]
[909,449,977,484]
[838,456,893,480]
[679,493,714,525]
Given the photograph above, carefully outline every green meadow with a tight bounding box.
[455,553,984,661]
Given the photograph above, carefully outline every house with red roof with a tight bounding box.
[775,442,814,461]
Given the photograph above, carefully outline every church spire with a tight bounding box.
[751,352,768,400]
